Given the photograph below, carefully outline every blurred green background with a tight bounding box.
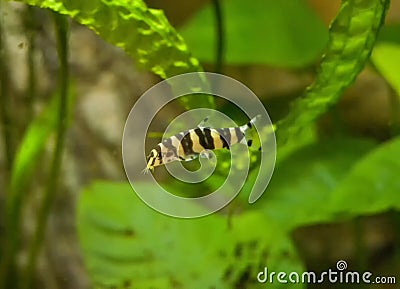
[0,0,399,288]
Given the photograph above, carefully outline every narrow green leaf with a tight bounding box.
[9,85,75,195]
[9,105,55,194]
[180,0,328,67]
[277,0,390,145]
[371,42,400,97]
[14,0,214,109]
[2,83,75,288]
[329,136,400,216]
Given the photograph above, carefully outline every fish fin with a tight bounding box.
[142,167,153,174]
[239,115,262,150]
[240,115,261,132]
[197,116,210,129]
[199,149,214,160]
[184,154,199,162]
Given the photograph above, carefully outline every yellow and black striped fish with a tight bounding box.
[143,115,260,173]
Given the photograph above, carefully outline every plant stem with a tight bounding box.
[211,0,225,74]
[22,12,69,289]
[0,1,14,175]
[25,6,37,123]
[354,217,367,270]
[0,2,17,287]
[391,211,400,268]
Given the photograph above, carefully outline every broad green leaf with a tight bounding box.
[371,43,400,97]
[254,138,376,230]
[78,181,305,289]
[15,0,214,109]
[277,0,390,145]
[276,123,317,164]
[329,136,400,216]
[180,0,328,67]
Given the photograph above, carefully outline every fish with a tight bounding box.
[143,115,261,174]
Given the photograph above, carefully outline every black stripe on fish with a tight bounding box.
[180,130,194,155]
[235,127,245,144]
[162,137,177,157]
[217,128,231,146]
[203,128,215,149]
[194,128,209,150]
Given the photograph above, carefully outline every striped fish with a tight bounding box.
[143,115,260,173]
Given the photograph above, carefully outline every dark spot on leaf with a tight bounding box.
[247,240,258,249]
[124,229,135,237]
[123,279,132,288]
[280,250,290,258]
[235,265,251,289]
[170,277,183,288]
[234,244,243,258]
[223,266,233,280]
[218,250,227,258]
[261,248,269,260]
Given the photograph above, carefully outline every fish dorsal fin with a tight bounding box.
[197,116,210,129]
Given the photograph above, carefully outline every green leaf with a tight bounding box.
[329,136,400,216]
[254,138,376,230]
[8,84,75,209]
[371,42,400,98]
[15,0,214,109]
[180,0,328,68]
[78,181,305,289]
[2,83,75,286]
[9,99,56,194]
[277,0,390,145]
[377,24,400,45]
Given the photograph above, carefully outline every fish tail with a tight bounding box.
[240,115,261,132]
[238,115,261,147]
